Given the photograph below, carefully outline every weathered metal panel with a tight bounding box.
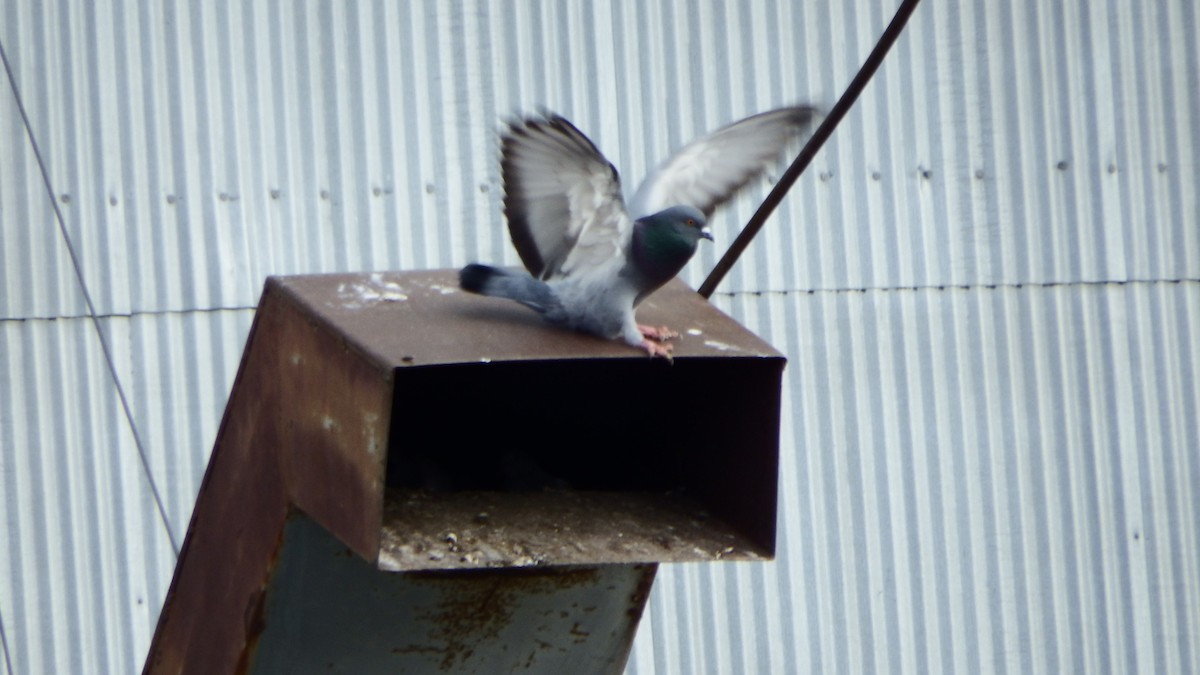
[274,270,781,368]
[0,309,253,675]
[144,278,398,674]
[250,514,656,674]
[2,0,824,317]
[0,317,177,675]
[0,34,87,320]
[627,282,1200,674]
[3,1,1196,313]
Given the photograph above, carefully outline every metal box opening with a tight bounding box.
[387,358,769,491]
[379,354,783,570]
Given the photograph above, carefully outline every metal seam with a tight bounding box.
[711,277,1200,299]
[0,305,259,325]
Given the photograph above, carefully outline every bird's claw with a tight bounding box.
[641,339,674,361]
[638,324,679,342]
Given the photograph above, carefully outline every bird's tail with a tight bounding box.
[459,264,560,314]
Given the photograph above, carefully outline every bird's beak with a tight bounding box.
[700,228,714,242]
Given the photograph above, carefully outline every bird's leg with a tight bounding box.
[638,324,679,342]
[624,318,673,359]
[640,338,674,361]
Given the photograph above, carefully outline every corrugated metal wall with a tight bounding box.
[1,1,1196,673]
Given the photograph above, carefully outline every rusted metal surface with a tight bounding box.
[142,289,290,675]
[249,514,657,674]
[144,269,785,673]
[275,269,782,366]
[144,279,396,674]
[378,489,767,571]
[270,288,394,560]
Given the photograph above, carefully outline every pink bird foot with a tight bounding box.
[640,339,675,361]
[638,324,680,342]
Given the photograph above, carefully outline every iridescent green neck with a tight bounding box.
[632,219,699,284]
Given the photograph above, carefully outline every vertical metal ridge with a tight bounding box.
[1,23,89,320]
[1,317,178,675]
[658,282,1200,674]
[3,1,1195,319]
[2,0,182,580]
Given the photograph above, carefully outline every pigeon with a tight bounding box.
[460,106,820,358]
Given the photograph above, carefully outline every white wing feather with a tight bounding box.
[628,107,820,218]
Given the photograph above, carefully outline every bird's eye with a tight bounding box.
[686,219,695,226]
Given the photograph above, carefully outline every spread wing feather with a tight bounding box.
[628,106,821,218]
[501,115,633,281]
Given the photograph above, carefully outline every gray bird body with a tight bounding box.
[460,107,819,356]
[460,256,644,347]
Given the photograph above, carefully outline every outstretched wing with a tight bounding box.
[628,106,821,218]
[501,114,633,281]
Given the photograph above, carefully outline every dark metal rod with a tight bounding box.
[698,0,924,298]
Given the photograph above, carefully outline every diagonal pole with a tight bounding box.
[699,0,925,298]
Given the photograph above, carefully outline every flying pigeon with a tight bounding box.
[460,106,819,358]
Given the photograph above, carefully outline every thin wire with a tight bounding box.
[0,601,13,675]
[699,0,925,298]
[0,39,181,558]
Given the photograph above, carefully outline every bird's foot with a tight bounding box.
[641,339,674,361]
[638,324,679,342]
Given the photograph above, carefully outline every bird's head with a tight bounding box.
[630,205,714,294]
[641,205,713,244]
